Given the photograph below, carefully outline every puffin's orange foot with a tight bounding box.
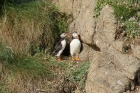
[57,57,62,61]
[75,57,80,61]
[71,56,75,61]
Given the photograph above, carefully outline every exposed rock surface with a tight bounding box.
[85,5,139,93]
[53,0,140,93]
[53,0,97,60]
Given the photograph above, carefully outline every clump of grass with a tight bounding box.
[94,0,111,21]
[5,56,53,78]
[113,1,140,39]
[123,19,140,38]
[94,0,140,39]
[71,62,90,90]
[112,1,139,21]
[64,61,90,92]
[0,79,9,93]
[0,42,14,62]
[0,43,53,79]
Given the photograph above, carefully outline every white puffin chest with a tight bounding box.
[56,39,66,57]
[70,39,81,54]
[61,39,66,50]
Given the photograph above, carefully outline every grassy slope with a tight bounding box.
[0,0,68,55]
[0,52,90,93]
[0,0,90,93]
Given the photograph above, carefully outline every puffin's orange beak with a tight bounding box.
[76,35,79,39]
[66,33,71,38]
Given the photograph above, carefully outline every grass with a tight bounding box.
[0,42,90,93]
[0,0,68,55]
[0,43,53,79]
[71,62,90,91]
[0,0,89,92]
[94,0,140,39]
[0,42,14,62]
[4,56,52,78]
[63,61,90,92]
[0,1,70,92]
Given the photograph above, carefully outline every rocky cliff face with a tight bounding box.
[53,0,140,93]
[86,5,140,93]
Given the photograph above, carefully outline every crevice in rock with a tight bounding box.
[133,67,140,86]
[91,21,97,43]
[115,26,126,40]
[85,43,100,51]
[123,67,140,92]
[72,0,74,10]
[89,17,100,51]
[122,40,132,54]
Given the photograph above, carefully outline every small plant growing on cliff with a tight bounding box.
[94,0,140,39]
[64,62,90,92]
[71,62,90,90]
[123,18,140,38]
[94,0,111,21]
[113,1,140,39]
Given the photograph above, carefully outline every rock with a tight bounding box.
[85,5,140,93]
[53,1,140,93]
[53,0,97,60]
[68,0,96,44]
[52,0,73,15]
[74,89,81,93]
[131,44,140,59]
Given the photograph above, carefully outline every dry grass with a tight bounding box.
[0,17,41,55]
[0,52,90,93]
[1,68,54,93]
[0,1,81,93]
[0,0,68,55]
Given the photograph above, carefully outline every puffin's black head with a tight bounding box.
[60,33,67,38]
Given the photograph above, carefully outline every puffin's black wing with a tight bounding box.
[52,39,63,56]
[61,42,70,56]
[79,35,83,53]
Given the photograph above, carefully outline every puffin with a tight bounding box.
[70,32,82,61]
[52,33,67,61]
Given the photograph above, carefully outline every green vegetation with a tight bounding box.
[0,0,69,82]
[0,42,90,92]
[0,1,89,92]
[71,62,90,91]
[94,0,140,39]
[1,0,68,55]
[0,42,52,78]
[0,42,14,62]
